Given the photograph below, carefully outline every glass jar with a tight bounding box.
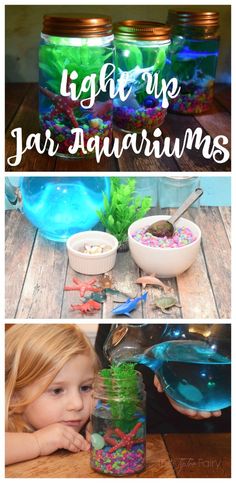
[158,176,200,208]
[5,177,110,242]
[39,15,114,158]
[90,366,146,476]
[167,10,220,114]
[113,21,171,132]
[103,324,231,413]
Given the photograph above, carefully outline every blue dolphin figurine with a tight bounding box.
[112,292,148,317]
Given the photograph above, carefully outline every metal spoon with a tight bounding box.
[148,187,204,238]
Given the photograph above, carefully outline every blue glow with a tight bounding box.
[176,46,219,60]
[135,341,231,412]
[20,177,110,242]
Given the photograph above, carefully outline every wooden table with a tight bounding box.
[5,83,231,172]
[5,433,231,478]
[5,206,231,319]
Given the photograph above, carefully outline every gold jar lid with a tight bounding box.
[42,14,112,37]
[114,20,171,41]
[167,10,219,28]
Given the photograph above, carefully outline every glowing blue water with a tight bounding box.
[21,177,110,241]
[175,46,218,60]
[135,341,231,412]
[169,37,219,88]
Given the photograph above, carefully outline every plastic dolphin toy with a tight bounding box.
[112,292,148,317]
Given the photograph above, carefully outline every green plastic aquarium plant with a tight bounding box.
[100,363,143,431]
[115,41,170,106]
[96,178,152,246]
[39,39,113,98]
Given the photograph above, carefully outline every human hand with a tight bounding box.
[33,423,90,456]
[85,421,92,443]
[154,375,222,420]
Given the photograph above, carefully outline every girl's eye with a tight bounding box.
[80,385,93,393]
[50,387,63,395]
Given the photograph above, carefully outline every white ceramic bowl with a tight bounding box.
[128,215,201,278]
[67,231,118,275]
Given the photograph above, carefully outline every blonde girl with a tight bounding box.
[5,324,99,465]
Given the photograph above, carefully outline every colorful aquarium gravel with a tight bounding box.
[169,83,214,114]
[113,102,167,133]
[132,226,197,248]
[91,443,145,475]
[39,115,112,157]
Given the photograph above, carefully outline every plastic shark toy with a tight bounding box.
[112,292,148,317]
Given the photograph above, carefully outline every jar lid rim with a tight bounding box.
[42,14,113,37]
[168,10,219,27]
[114,20,171,41]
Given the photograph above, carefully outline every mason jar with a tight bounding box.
[167,10,220,114]
[113,21,171,132]
[90,368,146,475]
[158,176,200,208]
[39,15,114,157]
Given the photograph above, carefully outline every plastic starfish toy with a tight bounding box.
[64,277,101,297]
[104,422,144,453]
[40,85,84,128]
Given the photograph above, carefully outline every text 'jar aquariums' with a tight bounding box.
[113,20,171,132]
[39,15,114,157]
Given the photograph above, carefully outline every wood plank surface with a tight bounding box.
[5,207,231,320]
[214,84,231,112]
[219,206,231,244]
[176,207,219,319]
[5,211,37,319]
[5,433,230,478]
[15,232,68,319]
[5,84,56,172]
[161,112,231,172]
[4,434,175,478]
[192,207,231,319]
[5,82,30,129]
[5,83,231,172]
[163,433,231,478]
[195,101,231,153]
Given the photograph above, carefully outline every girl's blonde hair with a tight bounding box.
[5,324,99,433]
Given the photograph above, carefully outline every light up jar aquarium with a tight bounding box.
[20,177,110,241]
[90,364,146,476]
[39,15,114,157]
[167,10,220,114]
[113,21,171,132]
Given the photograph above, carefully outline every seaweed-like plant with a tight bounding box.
[39,39,113,98]
[100,363,143,430]
[115,42,170,105]
[96,178,152,245]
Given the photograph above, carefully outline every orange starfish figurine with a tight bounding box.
[104,422,144,453]
[40,85,86,128]
[64,277,101,297]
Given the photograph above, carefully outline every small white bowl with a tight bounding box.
[67,231,118,275]
[128,215,201,278]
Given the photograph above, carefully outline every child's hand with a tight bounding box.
[34,423,90,456]
[85,421,92,443]
[154,375,222,420]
